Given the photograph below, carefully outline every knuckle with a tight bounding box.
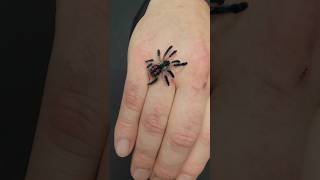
[168,114,203,149]
[142,115,166,135]
[124,80,144,112]
[116,117,135,130]
[153,163,177,179]
[141,105,167,135]
[133,150,155,168]
[115,116,137,138]
[169,130,198,149]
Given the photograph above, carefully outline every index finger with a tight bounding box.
[114,47,149,157]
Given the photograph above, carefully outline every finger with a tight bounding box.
[114,47,149,157]
[131,71,175,180]
[177,98,210,180]
[152,83,209,179]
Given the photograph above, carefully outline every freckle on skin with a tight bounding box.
[202,82,207,89]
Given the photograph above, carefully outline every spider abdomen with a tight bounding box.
[149,65,162,77]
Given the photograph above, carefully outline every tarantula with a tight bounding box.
[212,0,248,15]
[145,46,187,86]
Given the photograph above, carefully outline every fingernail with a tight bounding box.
[116,139,130,157]
[133,169,150,180]
[177,174,193,180]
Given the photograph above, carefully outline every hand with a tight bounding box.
[114,0,210,179]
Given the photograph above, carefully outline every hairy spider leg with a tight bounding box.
[147,63,153,68]
[171,60,181,67]
[171,60,180,64]
[145,59,154,69]
[173,62,188,67]
[164,49,177,61]
[164,75,170,86]
[157,49,164,63]
[145,59,154,63]
[148,77,158,85]
[163,45,173,60]
[167,69,175,78]
[157,49,161,60]
[168,50,177,58]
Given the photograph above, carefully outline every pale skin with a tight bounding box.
[114,0,210,179]
[23,0,320,179]
[26,0,210,180]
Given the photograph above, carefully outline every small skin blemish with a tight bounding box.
[202,81,208,89]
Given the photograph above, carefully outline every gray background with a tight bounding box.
[107,0,210,179]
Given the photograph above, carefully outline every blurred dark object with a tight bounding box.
[1,0,55,180]
[211,0,248,15]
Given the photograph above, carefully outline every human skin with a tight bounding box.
[25,0,110,179]
[212,0,320,179]
[113,0,210,179]
[26,0,211,180]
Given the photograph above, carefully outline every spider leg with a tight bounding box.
[164,75,170,86]
[147,63,153,68]
[158,49,163,63]
[169,50,177,58]
[157,49,161,59]
[145,59,154,63]
[167,70,175,78]
[163,45,173,60]
[173,62,188,67]
[148,77,158,85]
[171,60,180,64]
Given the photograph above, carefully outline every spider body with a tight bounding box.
[145,46,187,86]
[149,60,170,77]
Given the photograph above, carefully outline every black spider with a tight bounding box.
[145,46,187,86]
[211,0,248,15]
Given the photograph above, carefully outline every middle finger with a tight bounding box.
[152,84,209,179]
[131,48,176,180]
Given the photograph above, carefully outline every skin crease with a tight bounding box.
[26,0,320,179]
[27,0,210,180]
[114,0,210,179]
[213,0,320,180]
